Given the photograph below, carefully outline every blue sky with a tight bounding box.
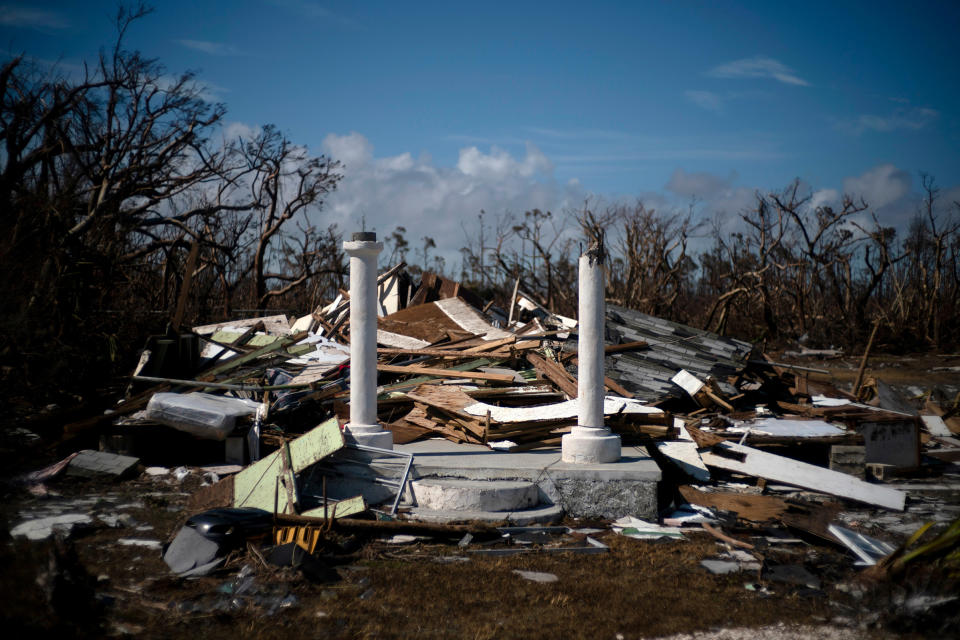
[3,1,959,263]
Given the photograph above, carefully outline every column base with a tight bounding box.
[561,426,621,464]
[344,423,394,450]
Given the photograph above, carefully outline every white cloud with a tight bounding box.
[322,132,373,169]
[0,5,68,29]
[685,90,723,111]
[318,134,579,265]
[177,39,242,56]
[708,55,809,86]
[838,106,939,135]
[809,188,840,211]
[666,168,737,199]
[223,121,262,143]
[457,143,552,179]
[843,164,912,210]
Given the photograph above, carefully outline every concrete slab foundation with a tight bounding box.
[396,439,660,520]
[408,503,564,525]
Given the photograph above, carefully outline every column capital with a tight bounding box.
[343,239,383,255]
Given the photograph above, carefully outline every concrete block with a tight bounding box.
[410,479,538,512]
[407,503,563,525]
[830,445,866,477]
[396,440,660,521]
[553,477,657,520]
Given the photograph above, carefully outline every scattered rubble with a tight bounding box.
[4,259,960,637]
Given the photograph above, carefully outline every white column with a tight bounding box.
[562,252,621,463]
[343,232,392,450]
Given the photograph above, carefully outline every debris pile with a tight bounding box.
[9,261,960,634]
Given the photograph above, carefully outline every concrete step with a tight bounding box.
[406,502,564,526]
[410,478,538,512]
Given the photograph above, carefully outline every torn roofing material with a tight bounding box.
[602,305,755,402]
[378,297,510,344]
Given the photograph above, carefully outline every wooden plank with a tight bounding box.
[194,315,290,336]
[233,417,344,513]
[679,485,787,523]
[376,358,499,393]
[376,330,431,350]
[301,495,367,519]
[403,406,471,443]
[925,398,960,435]
[406,383,475,414]
[463,395,663,423]
[384,419,433,444]
[701,523,754,549]
[526,352,578,398]
[434,297,512,340]
[604,340,649,354]
[200,331,309,380]
[377,363,515,383]
[171,240,200,332]
[377,347,512,359]
[656,442,710,481]
[704,390,734,412]
[604,375,633,398]
[463,335,516,354]
[698,440,906,510]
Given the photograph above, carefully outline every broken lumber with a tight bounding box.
[377,363,515,383]
[525,352,578,398]
[698,440,906,510]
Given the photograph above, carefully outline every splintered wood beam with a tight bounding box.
[525,352,578,398]
[604,340,649,354]
[463,335,516,354]
[198,331,310,380]
[377,347,507,359]
[171,240,200,332]
[377,363,515,383]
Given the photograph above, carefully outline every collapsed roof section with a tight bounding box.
[600,305,756,402]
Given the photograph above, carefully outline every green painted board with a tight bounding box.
[233,417,344,512]
[301,495,366,519]
[211,331,279,347]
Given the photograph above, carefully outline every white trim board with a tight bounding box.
[699,441,906,511]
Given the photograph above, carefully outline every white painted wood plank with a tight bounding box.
[699,441,906,510]
[193,315,290,336]
[462,396,664,423]
[656,441,710,481]
[671,369,704,396]
[922,415,953,437]
[376,330,431,349]
[727,419,846,438]
[434,297,511,340]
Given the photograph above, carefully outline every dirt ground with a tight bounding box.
[1,466,945,640]
[1,352,958,639]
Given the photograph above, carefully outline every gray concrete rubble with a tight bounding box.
[397,439,659,521]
